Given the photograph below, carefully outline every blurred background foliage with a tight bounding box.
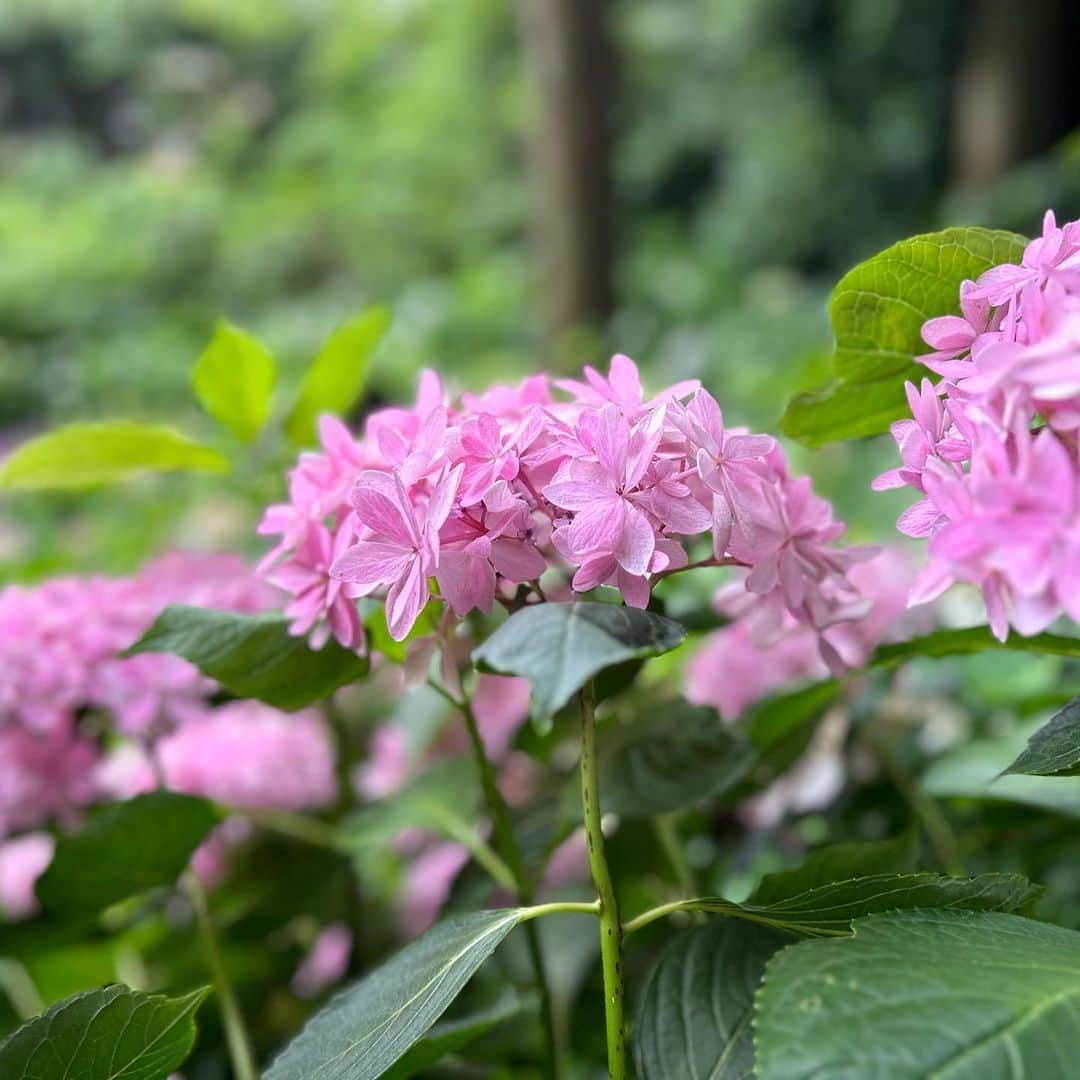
[2,0,1080,575]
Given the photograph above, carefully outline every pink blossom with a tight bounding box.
[399,841,471,935]
[0,832,54,921]
[882,208,1080,638]
[291,923,353,997]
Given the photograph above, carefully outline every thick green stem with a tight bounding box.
[580,683,626,1079]
[441,679,559,1078]
[186,873,258,1080]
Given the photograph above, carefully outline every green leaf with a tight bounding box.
[662,872,1038,936]
[746,678,843,753]
[192,320,277,442]
[748,832,917,905]
[755,910,1080,1079]
[0,422,227,490]
[0,984,209,1080]
[381,992,523,1079]
[781,226,1027,445]
[285,307,390,446]
[472,602,686,729]
[125,605,369,710]
[36,792,219,916]
[923,722,1080,818]
[1003,695,1080,777]
[871,626,1080,666]
[599,701,755,817]
[635,920,789,1080]
[264,909,526,1080]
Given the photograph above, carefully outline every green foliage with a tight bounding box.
[0,421,227,490]
[473,602,686,729]
[285,308,390,446]
[192,320,276,442]
[782,227,1027,444]
[1004,695,1080,777]
[126,605,369,710]
[872,625,1080,665]
[265,910,526,1080]
[599,701,754,817]
[755,910,1080,1079]
[635,920,788,1080]
[0,984,209,1080]
[381,993,523,1079]
[36,792,219,916]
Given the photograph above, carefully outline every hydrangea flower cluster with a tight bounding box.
[261,355,876,669]
[0,553,337,920]
[878,210,1080,640]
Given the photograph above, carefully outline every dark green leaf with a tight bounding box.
[1004,695,1080,777]
[0,422,227,490]
[748,832,917,905]
[635,920,788,1080]
[599,702,754,817]
[381,992,523,1079]
[668,872,1038,935]
[37,792,219,915]
[871,626,1080,666]
[472,602,685,729]
[746,679,842,752]
[755,910,1080,1079]
[782,227,1027,445]
[0,984,209,1080]
[192,319,276,441]
[125,605,369,710]
[285,308,390,446]
[264,909,526,1080]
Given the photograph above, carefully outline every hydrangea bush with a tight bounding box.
[1,213,1079,1079]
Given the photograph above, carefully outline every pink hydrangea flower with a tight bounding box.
[0,832,54,921]
[880,209,1080,639]
[290,923,353,998]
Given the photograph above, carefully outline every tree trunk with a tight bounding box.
[514,0,615,362]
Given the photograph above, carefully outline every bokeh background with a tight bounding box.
[3,0,1080,577]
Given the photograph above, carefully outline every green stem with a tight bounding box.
[654,813,697,900]
[521,900,602,920]
[186,873,258,1080]
[580,682,626,1080]
[433,676,560,1079]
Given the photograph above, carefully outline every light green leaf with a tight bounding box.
[755,910,1080,1079]
[381,992,523,1079]
[192,319,276,442]
[36,792,219,915]
[923,722,1080,818]
[599,701,755,817]
[782,226,1027,445]
[125,604,369,710]
[0,984,209,1080]
[285,307,390,446]
[473,602,686,729]
[1004,695,1080,777]
[264,909,526,1080]
[0,421,227,490]
[635,920,789,1080]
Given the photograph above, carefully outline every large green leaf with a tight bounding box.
[472,602,685,728]
[381,993,523,1079]
[192,319,277,442]
[635,920,789,1080]
[599,702,754,817]
[1004,695,1080,777]
[658,872,1038,935]
[755,910,1080,1079]
[36,792,219,915]
[923,723,1080,818]
[781,227,1027,445]
[264,909,526,1080]
[0,422,227,490]
[0,984,209,1080]
[285,307,390,446]
[871,626,1080,666]
[125,605,369,710]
